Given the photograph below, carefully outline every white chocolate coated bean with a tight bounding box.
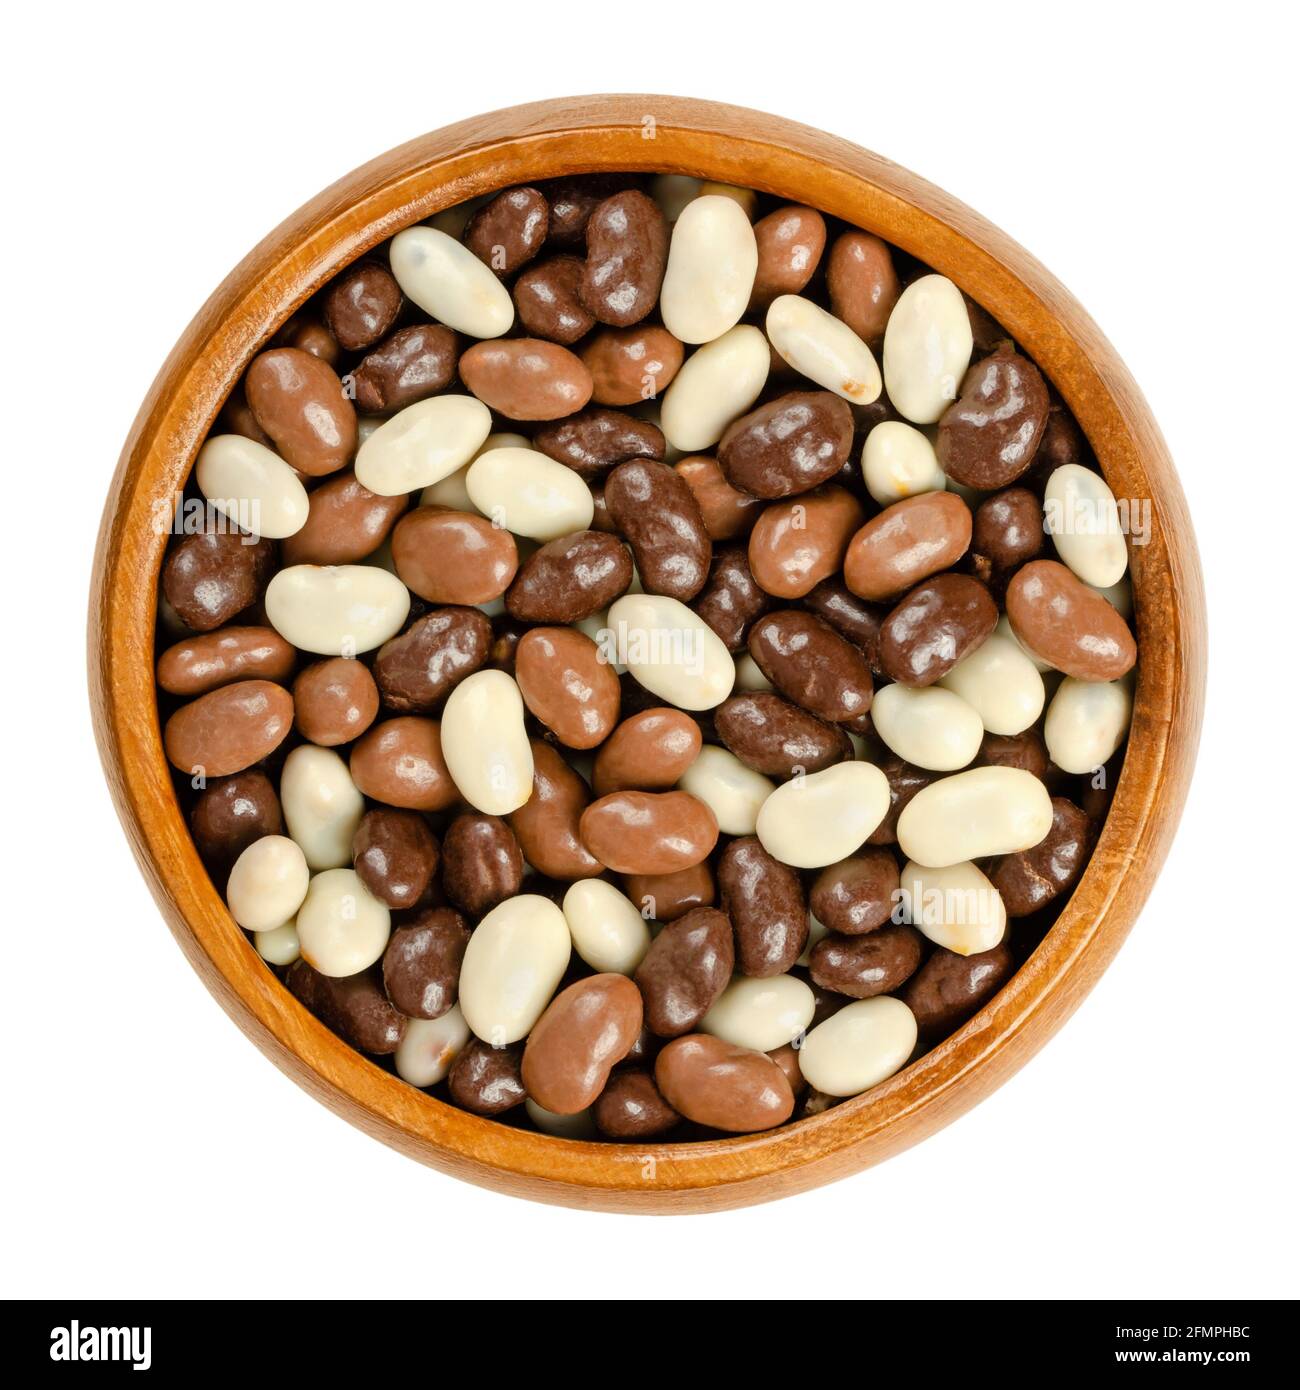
[561,879,652,975]
[525,1100,597,1139]
[882,274,974,424]
[897,766,1054,868]
[604,594,735,711]
[1045,676,1133,774]
[195,434,309,540]
[1089,576,1133,619]
[389,226,514,338]
[660,325,769,452]
[765,295,883,405]
[226,835,309,933]
[295,868,391,978]
[1045,464,1129,588]
[458,894,571,1045]
[901,859,1007,955]
[395,1005,470,1087]
[254,920,300,966]
[756,762,891,869]
[700,974,816,1052]
[439,669,534,814]
[356,416,384,445]
[280,744,365,871]
[651,174,701,222]
[677,744,774,835]
[861,420,948,506]
[265,564,409,655]
[420,432,529,512]
[428,197,486,240]
[698,182,758,218]
[938,632,1046,737]
[354,394,492,497]
[871,684,984,771]
[733,652,773,692]
[660,195,758,344]
[465,446,595,541]
[798,997,918,1097]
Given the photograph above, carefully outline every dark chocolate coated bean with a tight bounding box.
[634,906,734,1038]
[351,324,459,414]
[717,391,855,500]
[286,961,407,1055]
[719,837,808,978]
[988,797,1090,916]
[809,924,924,998]
[691,543,771,651]
[902,941,1015,1037]
[464,186,548,276]
[323,262,403,351]
[593,1070,680,1138]
[162,530,275,632]
[580,190,668,327]
[879,574,998,687]
[372,608,492,713]
[512,255,595,344]
[382,907,470,1019]
[533,408,666,481]
[714,692,851,779]
[353,808,439,910]
[748,610,874,723]
[441,813,525,917]
[937,345,1050,489]
[505,529,633,623]
[447,1038,526,1115]
[605,459,712,601]
[810,848,900,935]
[190,770,282,875]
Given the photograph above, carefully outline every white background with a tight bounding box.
[3,1,1295,1301]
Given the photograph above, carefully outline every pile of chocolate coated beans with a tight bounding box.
[156,171,1138,1141]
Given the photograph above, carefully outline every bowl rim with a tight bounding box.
[88,94,1206,1213]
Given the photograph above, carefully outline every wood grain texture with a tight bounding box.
[87,96,1206,1212]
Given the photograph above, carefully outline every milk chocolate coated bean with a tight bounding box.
[382,907,469,1019]
[580,790,718,875]
[748,486,865,600]
[349,717,458,811]
[391,507,518,606]
[441,812,524,916]
[163,530,274,632]
[938,345,1049,489]
[522,974,643,1113]
[622,861,715,922]
[157,626,295,696]
[372,608,492,712]
[581,325,684,405]
[810,848,900,935]
[803,578,885,672]
[634,906,734,1037]
[448,1039,526,1115]
[593,1070,680,1138]
[605,460,711,601]
[902,941,1015,1036]
[533,408,666,481]
[245,348,357,477]
[879,574,998,687]
[749,205,826,311]
[674,456,765,540]
[164,680,293,776]
[506,530,632,623]
[827,231,900,344]
[718,837,808,977]
[323,263,403,351]
[748,610,874,723]
[353,808,439,910]
[810,924,923,999]
[971,487,1044,575]
[464,186,548,276]
[717,391,854,500]
[714,692,851,779]
[281,470,408,567]
[286,961,406,1055]
[1006,560,1136,681]
[512,255,594,344]
[192,770,282,874]
[988,796,1090,916]
[592,707,702,795]
[692,543,770,650]
[844,492,973,601]
[351,324,459,414]
[580,190,668,327]
[459,339,593,421]
[278,313,341,365]
[509,740,604,881]
[515,626,621,749]
[293,658,378,746]
[655,1035,794,1133]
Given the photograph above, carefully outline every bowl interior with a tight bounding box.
[90,96,1205,1211]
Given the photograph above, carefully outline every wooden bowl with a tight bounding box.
[88,95,1206,1212]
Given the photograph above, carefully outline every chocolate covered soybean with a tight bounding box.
[161,171,1136,1137]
